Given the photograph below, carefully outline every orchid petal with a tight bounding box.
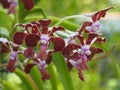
[7,59,16,72]
[62,43,80,58]
[21,0,34,10]
[24,63,36,73]
[38,19,52,34]
[24,47,35,58]
[25,34,39,47]
[86,33,98,45]
[49,26,65,36]
[13,32,26,45]
[0,0,10,8]
[0,42,10,53]
[50,37,65,52]
[91,7,114,22]
[78,71,85,81]
[40,68,50,81]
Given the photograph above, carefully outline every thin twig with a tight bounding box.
[93,42,120,60]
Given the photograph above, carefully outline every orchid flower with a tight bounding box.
[15,19,65,80]
[0,0,34,14]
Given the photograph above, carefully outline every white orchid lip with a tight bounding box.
[40,39,47,45]
[40,34,50,45]
[85,50,91,56]
[0,37,8,43]
[37,60,48,70]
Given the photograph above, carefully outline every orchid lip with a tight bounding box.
[85,50,91,56]
[9,51,17,60]
[0,37,8,43]
[40,39,47,45]
[37,60,48,70]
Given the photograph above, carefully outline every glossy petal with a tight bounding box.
[86,33,98,45]
[49,26,65,36]
[78,71,85,81]
[24,47,35,58]
[8,2,17,14]
[62,43,80,58]
[96,37,106,44]
[25,34,39,47]
[78,7,113,33]
[80,55,89,70]
[85,21,101,33]
[38,19,52,34]
[77,22,92,34]
[24,63,36,73]
[96,48,103,53]
[25,24,39,34]
[37,45,48,60]
[50,37,65,52]
[40,68,50,81]
[13,32,26,45]
[92,7,114,22]
[87,47,103,60]
[21,0,34,10]
[67,61,73,71]
[0,0,10,8]
[1,42,10,53]
[7,59,16,72]
[46,52,52,64]
[31,21,41,28]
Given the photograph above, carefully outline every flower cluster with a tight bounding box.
[0,7,113,81]
[0,0,34,14]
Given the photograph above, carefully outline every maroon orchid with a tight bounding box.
[0,0,17,14]
[62,33,105,81]
[21,0,34,10]
[77,7,113,34]
[15,19,65,81]
[0,0,34,14]
[0,31,26,72]
[0,7,111,81]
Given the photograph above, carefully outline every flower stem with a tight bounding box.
[54,15,92,26]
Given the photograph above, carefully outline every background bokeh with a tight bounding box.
[0,0,120,90]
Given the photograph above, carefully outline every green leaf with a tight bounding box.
[30,66,44,90]
[0,11,13,30]
[3,80,16,90]
[34,0,42,4]
[18,0,42,23]
[21,8,47,20]
[0,28,10,37]
[47,64,58,90]
[15,69,35,90]
[52,52,75,90]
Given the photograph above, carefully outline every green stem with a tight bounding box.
[24,16,79,31]
[54,15,92,26]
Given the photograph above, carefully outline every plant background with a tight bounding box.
[0,0,120,90]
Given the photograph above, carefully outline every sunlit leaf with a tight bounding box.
[30,66,44,90]
[0,11,13,30]
[15,69,35,90]
[52,52,75,90]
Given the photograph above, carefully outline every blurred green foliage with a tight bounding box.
[0,0,120,90]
